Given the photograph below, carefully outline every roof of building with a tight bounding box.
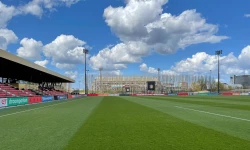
[0,49,74,83]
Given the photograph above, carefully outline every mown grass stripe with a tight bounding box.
[175,106,250,122]
[0,97,103,150]
[65,97,250,150]
[0,99,77,118]
[0,97,85,116]
[142,96,250,111]
[122,96,250,141]
[189,96,250,102]
[168,96,250,105]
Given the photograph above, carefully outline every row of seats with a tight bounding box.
[0,83,69,97]
[0,84,36,97]
[38,89,67,96]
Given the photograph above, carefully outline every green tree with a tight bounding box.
[191,82,200,92]
[197,79,207,91]
[210,81,217,92]
[213,82,228,92]
[191,79,207,91]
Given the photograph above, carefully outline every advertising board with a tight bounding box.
[42,96,54,102]
[54,95,67,100]
[208,92,218,96]
[28,97,42,104]
[178,92,188,96]
[7,97,28,106]
[0,98,7,107]
[147,81,156,91]
[168,94,177,96]
[241,93,249,96]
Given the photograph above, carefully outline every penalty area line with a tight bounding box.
[175,106,250,122]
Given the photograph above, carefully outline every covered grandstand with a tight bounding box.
[92,75,190,94]
[0,49,74,98]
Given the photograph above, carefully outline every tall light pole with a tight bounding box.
[83,49,89,94]
[86,70,89,94]
[91,75,94,93]
[95,78,97,93]
[157,68,161,94]
[170,78,173,93]
[99,67,103,93]
[215,50,222,94]
[210,70,211,92]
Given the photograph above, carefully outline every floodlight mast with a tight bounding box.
[210,70,211,92]
[215,50,222,94]
[83,49,89,94]
[86,70,89,94]
[99,68,103,93]
[157,68,161,93]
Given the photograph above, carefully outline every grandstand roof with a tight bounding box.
[0,49,74,83]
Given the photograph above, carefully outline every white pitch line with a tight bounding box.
[0,100,55,110]
[0,100,77,118]
[175,106,250,122]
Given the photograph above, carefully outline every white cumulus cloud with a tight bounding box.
[145,10,229,54]
[17,38,43,60]
[170,52,243,75]
[0,0,81,50]
[140,63,178,75]
[55,63,76,70]
[0,0,81,26]
[238,46,250,68]
[89,42,150,70]
[139,63,148,72]
[141,46,250,77]
[0,1,16,28]
[18,0,81,17]
[15,35,89,71]
[43,34,87,70]
[139,63,158,74]
[161,70,178,75]
[65,71,78,79]
[99,0,228,71]
[0,28,18,50]
[104,1,228,54]
[89,51,127,71]
[103,70,123,76]
[34,59,49,68]
[244,14,250,18]
[104,0,168,41]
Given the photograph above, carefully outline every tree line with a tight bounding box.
[190,79,233,92]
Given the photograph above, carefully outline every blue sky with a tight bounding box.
[1,0,250,89]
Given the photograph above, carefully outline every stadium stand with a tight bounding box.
[0,49,74,98]
[71,89,80,95]
[0,83,37,97]
[37,88,68,96]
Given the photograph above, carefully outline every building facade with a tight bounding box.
[230,75,250,88]
[92,76,158,93]
[90,75,196,93]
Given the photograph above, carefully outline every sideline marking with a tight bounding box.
[0,100,55,110]
[175,106,250,122]
[0,99,77,118]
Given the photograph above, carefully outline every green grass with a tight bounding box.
[0,97,103,150]
[142,96,250,110]
[0,98,82,116]
[0,96,250,149]
[123,96,250,142]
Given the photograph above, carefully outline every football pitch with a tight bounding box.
[1,96,250,150]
